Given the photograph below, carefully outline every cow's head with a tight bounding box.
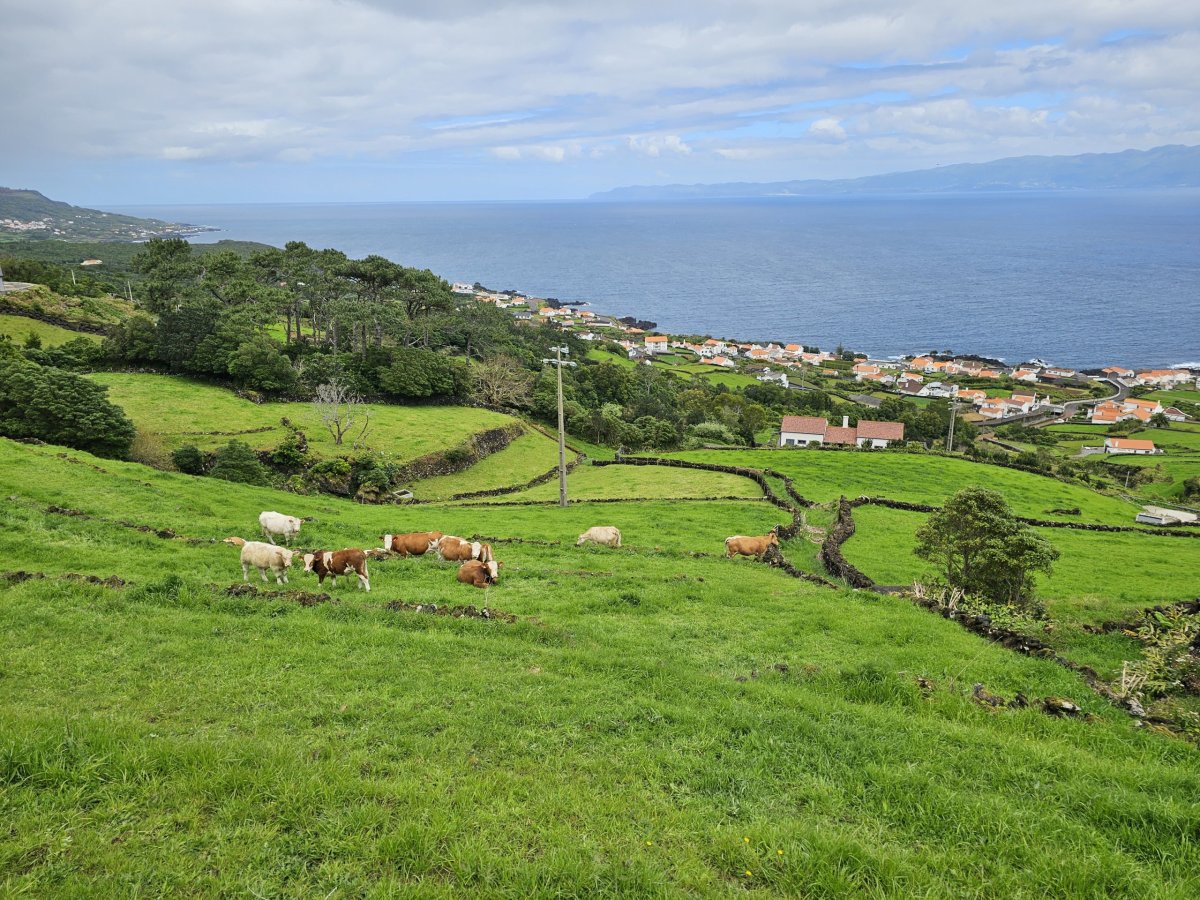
[382,533,393,551]
[302,553,316,573]
[485,560,499,583]
[768,531,780,546]
[278,549,294,567]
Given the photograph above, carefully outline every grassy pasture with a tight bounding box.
[475,462,764,504]
[3,437,1200,895]
[411,428,566,500]
[0,314,100,347]
[663,449,1143,525]
[89,373,515,460]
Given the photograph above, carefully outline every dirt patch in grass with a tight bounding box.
[223,583,338,606]
[384,600,517,623]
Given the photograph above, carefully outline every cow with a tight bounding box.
[259,511,302,546]
[577,525,621,548]
[223,536,293,584]
[724,529,779,559]
[302,548,370,591]
[457,559,500,588]
[381,530,443,557]
[433,535,494,563]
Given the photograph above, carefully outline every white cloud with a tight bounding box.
[627,134,692,156]
[808,117,847,142]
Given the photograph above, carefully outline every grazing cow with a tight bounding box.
[381,530,443,557]
[577,525,621,548]
[433,535,494,563]
[724,529,779,559]
[457,559,500,588]
[259,511,302,546]
[223,536,293,584]
[302,548,370,591]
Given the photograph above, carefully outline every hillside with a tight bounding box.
[0,187,217,242]
[4,436,1200,895]
[591,144,1200,200]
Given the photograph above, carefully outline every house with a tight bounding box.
[1011,368,1040,383]
[1163,407,1189,422]
[918,381,958,399]
[1102,366,1135,379]
[757,370,789,388]
[1135,369,1192,388]
[1136,506,1198,527]
[978,399,1010,420]
[451,282,475,294]
[898,378,924,396]
[779,416,830,447]
[909,356,935,371]
[644,335,670,355]
[1042,367,1077,380]
[1091,397,1163,424]
[80,258,103,267]
[975,369,1002,379]
[701,355,736,369]
[512,310,531,321]
[852,363,881,380]
[859,371,896,386]
[958,389,988,405]
[1104,437,1159,455]
[779,415,905,448]
[784,343,804,358]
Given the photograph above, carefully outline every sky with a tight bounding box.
[2,0,1198,204]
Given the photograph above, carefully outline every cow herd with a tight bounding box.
[224,512,781,593]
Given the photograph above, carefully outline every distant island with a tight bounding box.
[0,188,217,242]
[590,144,1200,201]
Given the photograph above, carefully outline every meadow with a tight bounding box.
[4,436,1200,896]
[663,448,1144,524]
[0,314,100,347]
[89,373,516,460]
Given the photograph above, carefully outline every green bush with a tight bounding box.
[208,440,271,486]
[171,444,206,475]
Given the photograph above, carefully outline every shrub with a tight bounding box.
[0,351,135,458]
[129,430,173,470]
[208,440,271,486]
[171,444,207,475]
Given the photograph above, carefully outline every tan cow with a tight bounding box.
[302,548,370,591]
[577,526,621,548]
[382,530,443,557]
[433,535,495,563]
[724,529,779,559]
[457,559,500,588]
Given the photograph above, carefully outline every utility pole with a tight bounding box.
[541,345,577,507]
[946,396,958,453]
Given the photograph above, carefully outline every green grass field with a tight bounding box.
[412,428,567,500]
[472,461,764,504]
[4,436,1200,895]
[663,449,1144,524]
[0,314,100,347]
[89,373,516,461]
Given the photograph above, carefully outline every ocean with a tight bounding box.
[115,192,1200,369]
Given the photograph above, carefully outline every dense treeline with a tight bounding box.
[2,237,982,459]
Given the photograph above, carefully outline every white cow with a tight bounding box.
[577,526,622,548]
[259,510,302,545]
[223,537,293,584]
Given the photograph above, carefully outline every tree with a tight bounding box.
[132,238,198,313]
[472,355,534,410]
[313,378,369,446]
[1150,412,1171,428]
[171,444,207,475]
[914,486,1059,607]
[377,348,468,401]
[0,352,135,458]
[209,440,271,485]
[228,335,298,393]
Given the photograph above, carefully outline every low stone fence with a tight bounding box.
[817,497,875,589]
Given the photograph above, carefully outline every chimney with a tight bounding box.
[842,415,850,428]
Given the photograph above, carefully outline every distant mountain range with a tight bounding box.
[590,144,1200,201]
[0,188,216,242]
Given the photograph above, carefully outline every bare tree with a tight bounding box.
[472,355,534,409]
[313,379,370,446]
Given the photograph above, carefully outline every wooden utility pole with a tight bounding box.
[946,397,959,453]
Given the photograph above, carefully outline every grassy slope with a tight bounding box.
[90,373,514,459]
[665,449,1143,524]
[0,314,100,347]
[2,437,1199,895]
[411,428,566,500]
[844,505,1200,621]
[475,463,763,504]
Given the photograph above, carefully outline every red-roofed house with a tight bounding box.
[779,416,905,448]
[1163,407,1188,422]
[855,420,905,448]
[779,416,829,447]
[1102,366,1135,379]
[644,334,670,355]
[1105,438,1160,455]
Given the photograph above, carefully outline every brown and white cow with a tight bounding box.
[724,528,779,559]
[457,558,500,588]
[381,530,443,557]
[302,548,370,591]
[433,535,494,563]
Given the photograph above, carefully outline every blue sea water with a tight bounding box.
[116,193,1200,369]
